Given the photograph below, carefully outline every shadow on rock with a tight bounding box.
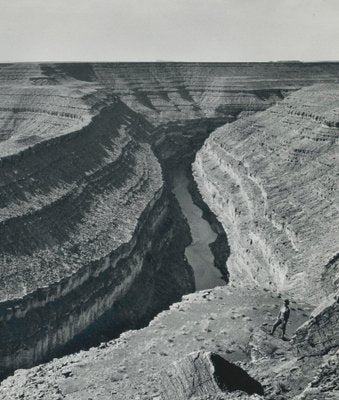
[159,351,264,400]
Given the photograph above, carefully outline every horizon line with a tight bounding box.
[1,60,339,64]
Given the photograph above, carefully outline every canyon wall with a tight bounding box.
[1,63,339,378]
[194,84,339,303]
[0,66,188,377]
[45,62,339,124]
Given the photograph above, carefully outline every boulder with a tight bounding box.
[159,351,264,399]
[293,294,339,357]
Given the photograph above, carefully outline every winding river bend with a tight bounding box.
[0,113,230,381]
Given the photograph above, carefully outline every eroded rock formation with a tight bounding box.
[0,84,172,375]
[0,285,331,400]
[42,62,339,124]
[0,64,192,377]
[194,84,339,303]
[293,293,339,357]
[159,351,263,399]
[0,62,338,395]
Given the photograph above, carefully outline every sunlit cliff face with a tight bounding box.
[193,84,339,303]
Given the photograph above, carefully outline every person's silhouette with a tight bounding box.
[270,299,290,339]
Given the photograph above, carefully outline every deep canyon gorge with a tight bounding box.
[0,62,338,399]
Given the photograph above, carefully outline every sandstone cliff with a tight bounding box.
[0,64,192,378]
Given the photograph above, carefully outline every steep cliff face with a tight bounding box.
[194,84,339,303]
[0,65,192,378]
[0,99,161,300]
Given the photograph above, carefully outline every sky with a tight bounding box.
[0,0,338,62]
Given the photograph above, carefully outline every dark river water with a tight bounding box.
[173,171,225,290]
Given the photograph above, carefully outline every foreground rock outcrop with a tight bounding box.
[293,293,339,357]
[194,84,339,303]
[0,285,331,400]
[159,351,264,399]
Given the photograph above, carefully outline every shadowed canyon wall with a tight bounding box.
[0,62,339,378]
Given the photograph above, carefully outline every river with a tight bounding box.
[173,171,226,290]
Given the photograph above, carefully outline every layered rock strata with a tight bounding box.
[0,71,185,377]
[194,84,339,303]
[295,351,339,400]
[1,62,339,382]
[159,351,264,399]
[0,286,320,400]
[45,62,339,124]
[293,293,339,357]
[0,98,162,300]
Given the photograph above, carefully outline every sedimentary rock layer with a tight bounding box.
[293,293,339,357]
[0,67,170,376]
[0,98,162,300]
[159,351,264,399]
[45,62,339,124]
[0,286,317,400]
[194,84,339,303]
[1,62,339,379]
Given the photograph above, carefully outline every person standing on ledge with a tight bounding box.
[270,299,290,340]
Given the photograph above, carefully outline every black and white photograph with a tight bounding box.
[0,1,338,399]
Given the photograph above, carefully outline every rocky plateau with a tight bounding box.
[0,62,338,399]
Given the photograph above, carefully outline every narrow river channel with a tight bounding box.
[173,171,226,290]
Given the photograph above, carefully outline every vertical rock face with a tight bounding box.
[0,97,169,377]
[0,64,178,378]
[193,84,339,303]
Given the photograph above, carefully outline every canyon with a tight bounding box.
[194,83,339,302]
[0,62,338,399]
